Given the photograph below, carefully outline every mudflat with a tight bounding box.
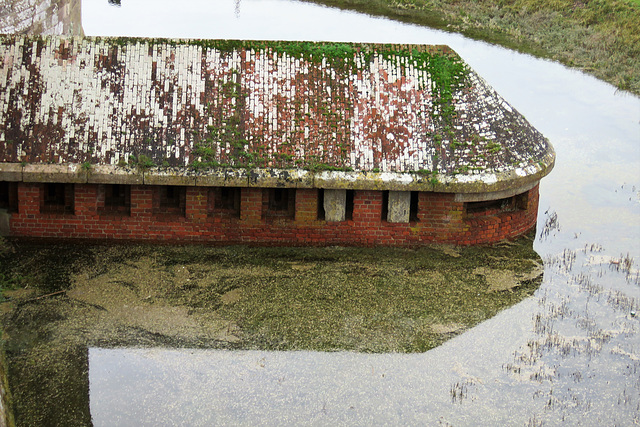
[0,235,542,424]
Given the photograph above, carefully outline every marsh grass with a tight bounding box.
[303,0,640,94]
[499,243,640,424]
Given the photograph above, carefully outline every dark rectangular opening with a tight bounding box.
[515,192,529,210]
[381,190,389,221]
[317,189,325,220]
[466,194,523,217]
[220,187,240,211]
[265,188,295,219]
[0,182,18,213]
[409,191,419,222]
[269,188,289,211]
[41,183,74,214]
[99,184,130,215]
[345,190,354,221]
[208,187,240,217]
[153,185,186,216]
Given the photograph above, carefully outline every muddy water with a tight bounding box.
[48,0,640,425]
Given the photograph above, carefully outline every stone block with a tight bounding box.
[324,189,346,222]
[87,165,143,185]
[194,168,249,188]
[23,164,87,183]
[388,191,410,223]
[0,163,22,181]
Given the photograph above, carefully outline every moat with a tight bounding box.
[0,0,638,425]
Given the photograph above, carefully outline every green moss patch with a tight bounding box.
[300,0,640,94]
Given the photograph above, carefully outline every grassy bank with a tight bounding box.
[303,0,640,95]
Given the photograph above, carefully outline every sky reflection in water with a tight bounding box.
[84,0,640,425]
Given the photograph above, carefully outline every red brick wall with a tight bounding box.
[7,183,539,246]
[458,186,539,245]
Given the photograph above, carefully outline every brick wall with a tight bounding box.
[6,183,539,246]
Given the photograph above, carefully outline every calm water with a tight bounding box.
[83,0,640,425]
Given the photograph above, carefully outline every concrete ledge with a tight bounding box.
[1,150,554,193]
[87,165,143,185]
[314,171,435,191]
[247,169,313,188]
[454,180,539,202]
[143,168,197,186]
[194,169,249,187]
[23,164,87,183]
[434,148,555,194]
[0,163,22,181]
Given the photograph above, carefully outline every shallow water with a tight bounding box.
[82,0,640,425]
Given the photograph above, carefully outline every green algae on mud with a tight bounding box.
[0,235,543,352]
[0,235,542,424]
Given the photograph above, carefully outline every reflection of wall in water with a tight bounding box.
[0,0,83,35]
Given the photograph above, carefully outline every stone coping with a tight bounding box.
[0,149,553,194]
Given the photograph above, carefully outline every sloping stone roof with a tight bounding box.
[0,35,554,192]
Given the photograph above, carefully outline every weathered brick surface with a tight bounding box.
[0,0,82,36]
[0,36,553,187]
[8,184,539,246]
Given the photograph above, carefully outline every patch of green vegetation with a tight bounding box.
[486,142,503,154]
[270,42,357,63]
[0,273,16,303]
[0,271,28,302]
[299,0,640,94]
[8,344,90,426]
[416,168,440,184]
[128,153,155,170]
[1,235,542,353]
[0,240,92,295]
